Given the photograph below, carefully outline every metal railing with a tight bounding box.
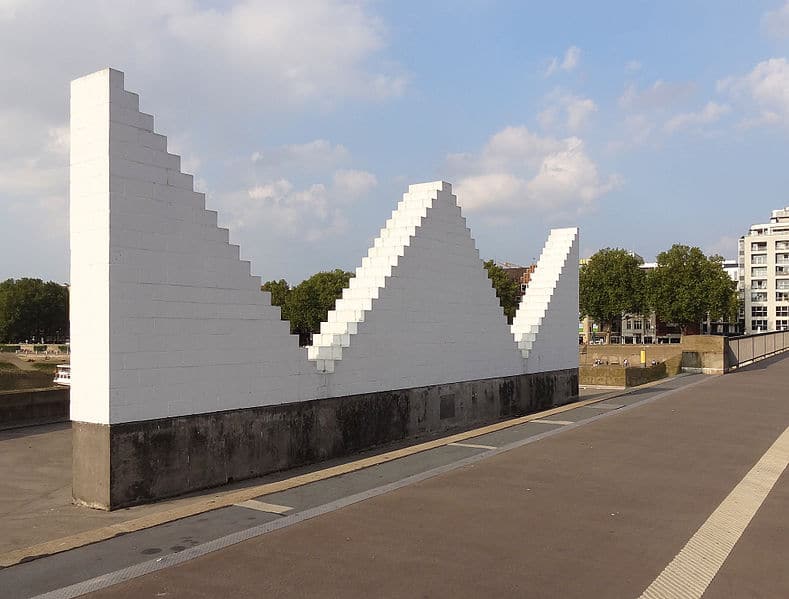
[724,330,789,371]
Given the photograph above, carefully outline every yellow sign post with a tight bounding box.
[640,349,646,367]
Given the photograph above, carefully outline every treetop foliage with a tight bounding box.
[0,278,69,343]
[579,248,646,329]
[482,260,521,323]
[262,270,353,344]
[646,244,738,331]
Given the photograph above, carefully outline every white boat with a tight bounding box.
[54,364,71,386]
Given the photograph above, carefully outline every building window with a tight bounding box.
[777,280,789,290]
[752,242,767,251]
[752,306,768,317]
[751,254,767,265]
[777,265,789,276]
[751,280,767,290]
[751,319,768,330]
[777,253,789,265]
[777,320,789,331]
[777,241,789,251]
[751,292,768,302]
[634,320,642,330]
[777,292,789,302]
[752,267,768,277]
[777,306,789,317]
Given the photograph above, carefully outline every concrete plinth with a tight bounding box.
[72,368,577,510]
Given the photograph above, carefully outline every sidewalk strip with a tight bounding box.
[234,500,293,515]
[639,425,789,599]
[530,419,574,426]
[448,442,497,450]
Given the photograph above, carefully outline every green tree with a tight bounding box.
[483,260,521,323]
[646,245,738,334]
[261,279,290,309]
[0,278,69,343]
[579,248,646,333]
[285,270,353,344]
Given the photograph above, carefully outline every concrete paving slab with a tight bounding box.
[258,445,478,513]
[464,420,562,447]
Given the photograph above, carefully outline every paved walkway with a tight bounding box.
[2,357,788,598]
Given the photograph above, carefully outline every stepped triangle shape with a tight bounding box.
[69,68,320,425]
[308,181,524,394]
[511,227,579,374]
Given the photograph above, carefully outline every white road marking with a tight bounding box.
[234,500,293,515]
[639,425,789,599]
[448,442,497,450]
[530,419,575,425]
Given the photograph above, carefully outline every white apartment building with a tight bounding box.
[740,207,789,334]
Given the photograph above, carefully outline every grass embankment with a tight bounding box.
[0,361,20,371]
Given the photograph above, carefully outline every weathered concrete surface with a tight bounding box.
[679,334,726,374]
[579,358,677,387]
[73,368,578,509]
[72,422,110,510]
[84,354,789,599]
[0,387,69,430]
[0,371,58,392]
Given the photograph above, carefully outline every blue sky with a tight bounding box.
[2,1,789,284]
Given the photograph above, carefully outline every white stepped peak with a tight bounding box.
[511,227,579,360]
[307,181,452,373]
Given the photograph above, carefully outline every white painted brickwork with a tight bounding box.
[511,228,579,373]
[313,182,524,396]
[69,68,579,425]
[70,69,321,424]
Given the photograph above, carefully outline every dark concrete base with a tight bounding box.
[73,368,578,510]
[0,387,70,430]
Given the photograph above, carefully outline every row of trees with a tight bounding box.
[0,278,69,343]
[263,263,522,344]
[579,245,738,335]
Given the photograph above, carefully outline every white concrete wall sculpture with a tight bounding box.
[70,69,321,425]
[69,67,579,426]
[511,227,580,373]
[310,181,524,397]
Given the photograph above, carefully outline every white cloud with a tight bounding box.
[222,140,376,242]
[447,126,620,216]
[251,140,350,172]
[566,96,597,130]
[718,58,789,127]
[333,169,378,199]
[539,93,597,132]
[625,60,642,73]
[562,46,581,71]
[762,2,789,39]
[545,45,581,76]
[618,80,696,111]
[664,102,731,132]
[705,235,739,259]
[226,180,352,243]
